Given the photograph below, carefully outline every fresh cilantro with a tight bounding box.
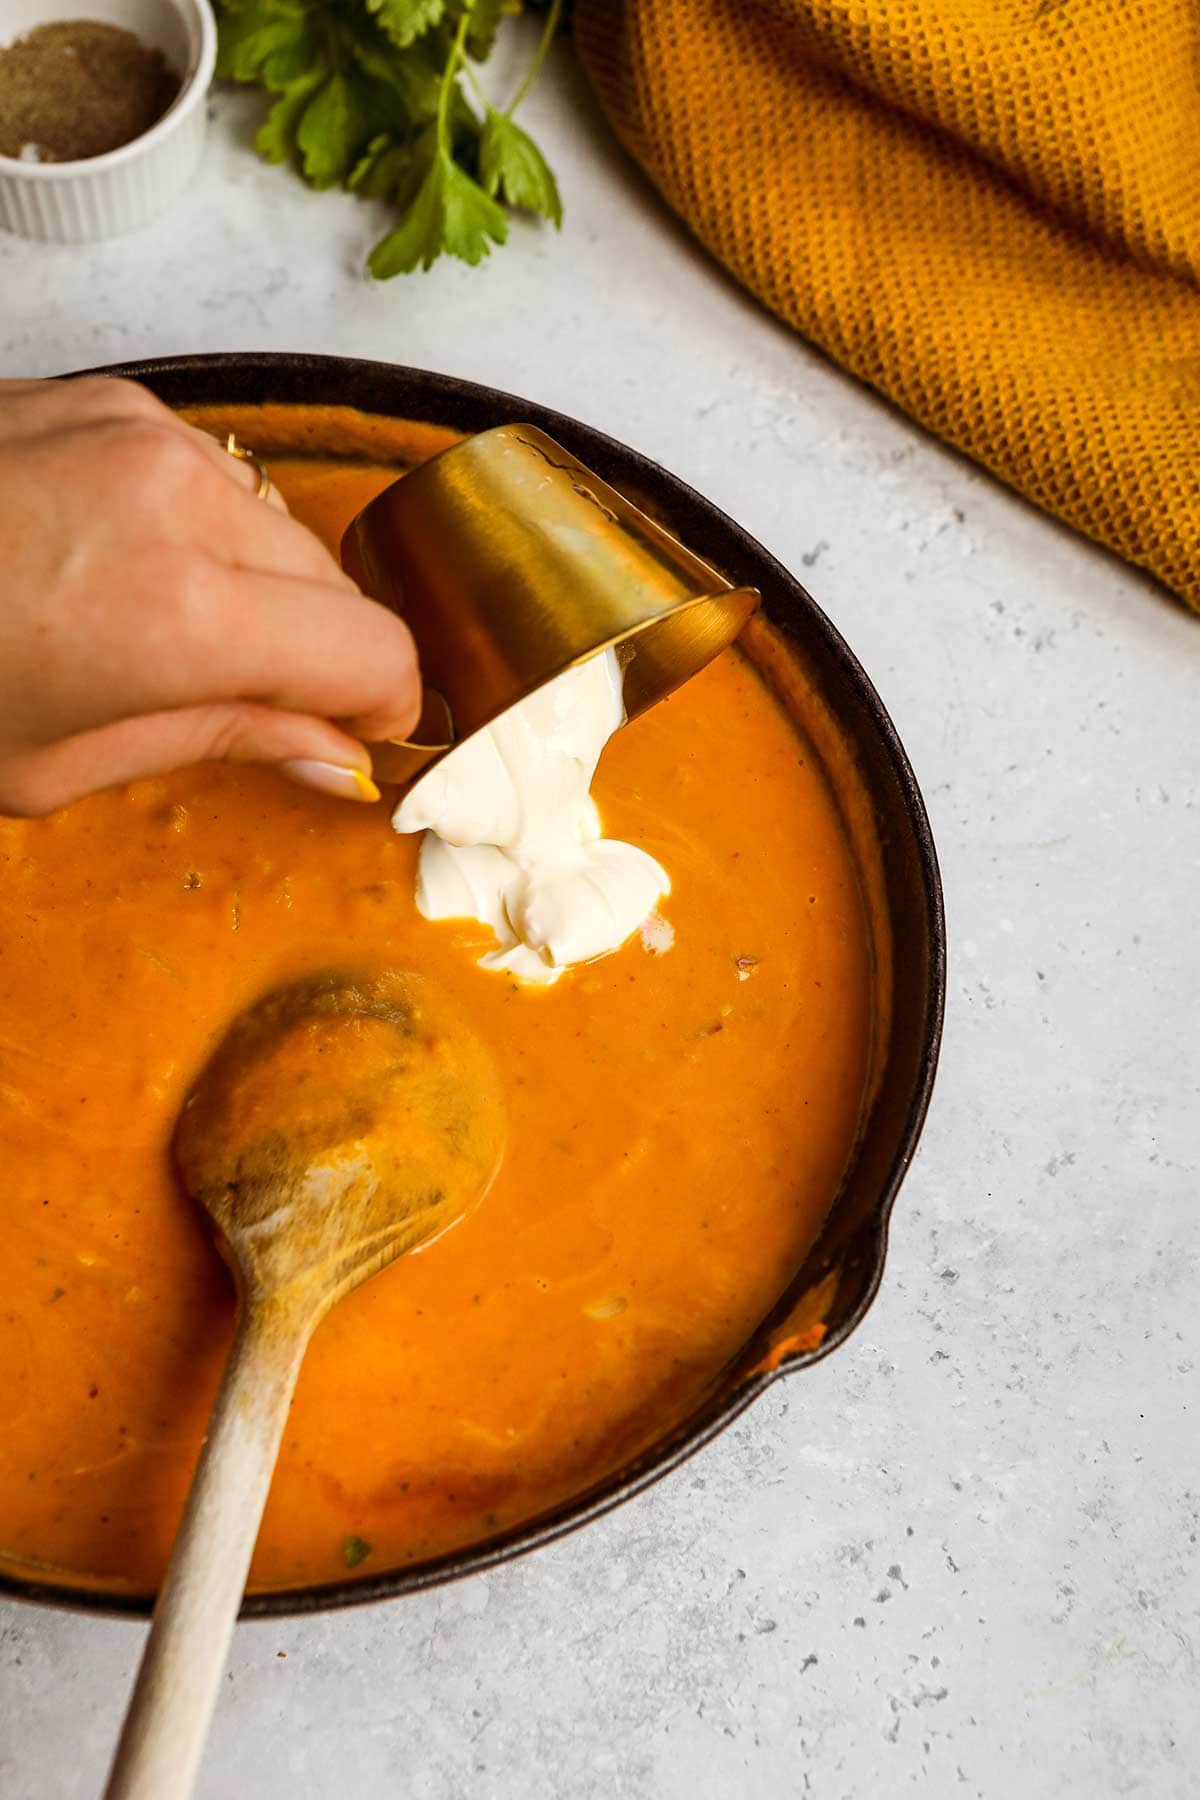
[214,6,305,85]
[480,109,561,226]
[214,0,563,276]
[458,0,503,61]
[255,70,324,163]
[349,134,409,197]
[366,139,443,274]
[260,39,317,91]
[369,148,508,275]
[367,0,446,54]
[296,72,368,188]
[441,155,510,262]
[350,36,441,122]
[342,1533,373,1568]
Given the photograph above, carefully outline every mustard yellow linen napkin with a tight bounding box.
[575,0,1200,607]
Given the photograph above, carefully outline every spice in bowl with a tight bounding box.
[0,20,181,164]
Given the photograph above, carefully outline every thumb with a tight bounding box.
[0,704,385,817]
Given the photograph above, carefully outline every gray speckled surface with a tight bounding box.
[2,31,1198,1800]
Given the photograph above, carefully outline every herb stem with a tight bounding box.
[437,7,472,152]
[322,9,346,75]
[505,0,561,119]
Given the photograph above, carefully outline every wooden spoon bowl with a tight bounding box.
[176,968,505,1313]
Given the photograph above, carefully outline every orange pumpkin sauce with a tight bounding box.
[0,435,874,1597]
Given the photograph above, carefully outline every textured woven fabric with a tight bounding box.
[575,0,1200,608]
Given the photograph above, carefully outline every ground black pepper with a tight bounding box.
[0,20,180,163]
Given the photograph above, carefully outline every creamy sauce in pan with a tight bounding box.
[0,412,875,1594]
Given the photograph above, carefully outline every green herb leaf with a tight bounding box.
[296,71,368,189]
[216,12,305,85]
[440,155,508,262]
[255,68,324,164]
[460,0,503,61]
[342,1533,373,1569]
[367,146,445,276]
[214,0,562,275]
[351,35,442,122]
[366,0,445,52]
[479,109,561,226]
[348,131,390,191]
[260,31,321,93]
[349,135,411,198]
[367,146,506,275]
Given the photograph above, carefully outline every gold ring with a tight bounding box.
[225,433,272,502]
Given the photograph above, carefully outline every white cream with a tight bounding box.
[393,649,670,984]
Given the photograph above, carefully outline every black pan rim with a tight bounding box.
[0,352,946,1621]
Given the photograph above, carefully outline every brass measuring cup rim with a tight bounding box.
[341,423,762,791]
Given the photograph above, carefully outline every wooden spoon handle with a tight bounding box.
[104,1303,310,1800]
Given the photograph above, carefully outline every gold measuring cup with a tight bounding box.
[340,424,762,788]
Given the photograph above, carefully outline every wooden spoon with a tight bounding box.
[104,968,506,1800]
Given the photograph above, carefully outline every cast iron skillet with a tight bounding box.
[5,353,945,1619]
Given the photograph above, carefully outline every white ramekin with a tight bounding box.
[0,0,216,243]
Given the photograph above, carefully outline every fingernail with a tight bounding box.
[280,760,381,803]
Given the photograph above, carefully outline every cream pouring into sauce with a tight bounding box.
[392,649,670,984]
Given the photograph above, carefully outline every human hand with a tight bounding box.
[0,375,421,816]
